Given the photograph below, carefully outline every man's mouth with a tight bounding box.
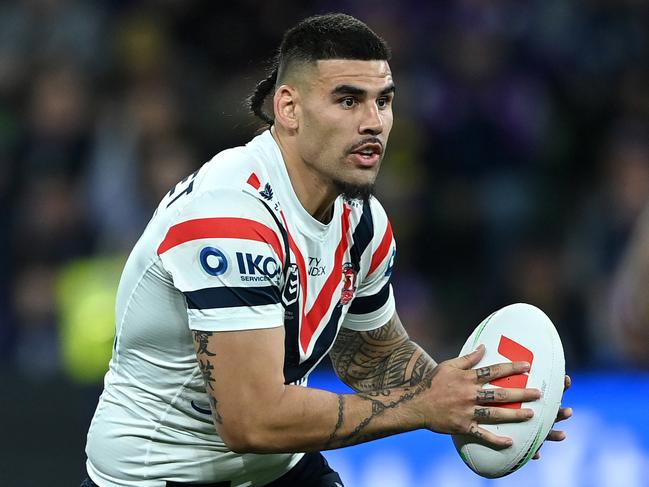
[349,143,382,167]
[351,142,383,158]
[349,141,383,167]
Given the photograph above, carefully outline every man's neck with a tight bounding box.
[270,127,337,224]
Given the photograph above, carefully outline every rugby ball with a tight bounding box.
[452,303,565,478]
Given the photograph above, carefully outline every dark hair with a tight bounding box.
[247,13,391,126]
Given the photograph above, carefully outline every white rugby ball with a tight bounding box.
[452,303,565,478]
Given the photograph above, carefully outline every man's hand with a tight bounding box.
[532,374,572,460]
[419,344,541,448]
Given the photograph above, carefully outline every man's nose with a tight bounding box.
[359,103,383,135]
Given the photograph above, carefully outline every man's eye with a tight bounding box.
[377,97,389,108]
[341,97,356,108]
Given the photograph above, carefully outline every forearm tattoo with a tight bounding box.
[193,331,223,424]
[329,316,437,392]
[325,395,346,447]
[324,371,435,449]
[323,316,440,448]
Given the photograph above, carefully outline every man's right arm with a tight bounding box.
[192,326,539,454]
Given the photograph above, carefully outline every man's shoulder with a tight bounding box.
[198,139,270,191]
[152,139,281,231]
[196,132,278,190]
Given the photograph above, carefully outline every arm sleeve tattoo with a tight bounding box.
[320,314,440,449]
[328,314,437,392]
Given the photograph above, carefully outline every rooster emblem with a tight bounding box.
[340,263,357,305]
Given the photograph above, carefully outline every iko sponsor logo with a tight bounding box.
[308,256,326,277]
[236,252,279,282]
[199,247,228,276]
[282,264,300,306]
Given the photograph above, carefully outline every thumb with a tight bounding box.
[449,344,485,370]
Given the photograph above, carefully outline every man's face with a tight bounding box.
[295,59,394,197]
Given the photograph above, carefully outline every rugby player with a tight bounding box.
[82,13,570,487]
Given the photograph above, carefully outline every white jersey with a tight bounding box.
[85,131,397,487]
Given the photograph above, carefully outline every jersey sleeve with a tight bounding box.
[342,199,396,331]
[157,189,285,332]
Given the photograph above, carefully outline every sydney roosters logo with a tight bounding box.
[340,262,357,305]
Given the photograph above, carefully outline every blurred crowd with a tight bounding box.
[1,0,649,385]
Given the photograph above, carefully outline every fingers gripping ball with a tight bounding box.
[453,303,565,478]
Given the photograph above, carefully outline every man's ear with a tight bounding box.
[273,85,300,132]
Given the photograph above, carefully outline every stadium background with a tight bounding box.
[1,1,648,486]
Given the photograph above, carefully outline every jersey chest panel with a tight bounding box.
[279,200,373,384]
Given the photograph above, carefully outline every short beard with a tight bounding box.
[333,179,375,203]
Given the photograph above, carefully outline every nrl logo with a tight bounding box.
[340,262,357,305]
[282,264,300,306]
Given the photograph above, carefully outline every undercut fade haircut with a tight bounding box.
[247,13,391,126]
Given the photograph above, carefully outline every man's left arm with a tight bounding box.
[330,310,572,458]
